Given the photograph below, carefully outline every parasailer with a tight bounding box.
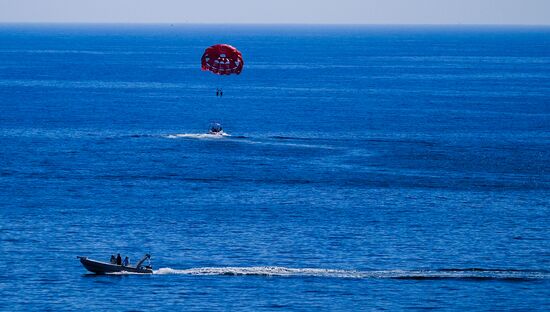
[201,44,243,135]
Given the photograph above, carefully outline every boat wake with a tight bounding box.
[162,133,332,149]
[153,266,549,281]
[165,133,231,139]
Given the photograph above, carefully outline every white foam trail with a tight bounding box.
[103,271,145,275]
[162,133,334,150]
[152,266,549,280]
[165,133,230,139]
[154,266,363,278]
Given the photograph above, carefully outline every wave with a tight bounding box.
[270,136,317,141]
[152,266,549,281]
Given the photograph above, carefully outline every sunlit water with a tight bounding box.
[0,25,549,311]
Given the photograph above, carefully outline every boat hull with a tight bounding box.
[78,256,153,274]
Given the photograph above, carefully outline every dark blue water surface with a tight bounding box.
[0,24,549,311]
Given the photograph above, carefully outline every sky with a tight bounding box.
[0,0,549,25]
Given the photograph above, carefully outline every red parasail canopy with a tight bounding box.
[201,44,244,75]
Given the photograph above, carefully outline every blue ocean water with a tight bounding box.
[0,24,549,311]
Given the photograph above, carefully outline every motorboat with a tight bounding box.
[77,254,153,274]
[208,122,225,135]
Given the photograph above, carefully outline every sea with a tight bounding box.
[0,24,549,311]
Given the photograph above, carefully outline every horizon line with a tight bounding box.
[1,22,550,27]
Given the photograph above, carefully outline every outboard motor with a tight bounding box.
[135,254,151,270]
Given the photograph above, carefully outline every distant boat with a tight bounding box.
[77,254,153,274]
[208,122,225,135]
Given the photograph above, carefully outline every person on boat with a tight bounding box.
[210,123,222,134]
[116,253,122,265]
[110,255,116,264]
[123,256,129,267]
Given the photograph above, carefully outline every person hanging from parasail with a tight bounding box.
[201,43,244,96]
